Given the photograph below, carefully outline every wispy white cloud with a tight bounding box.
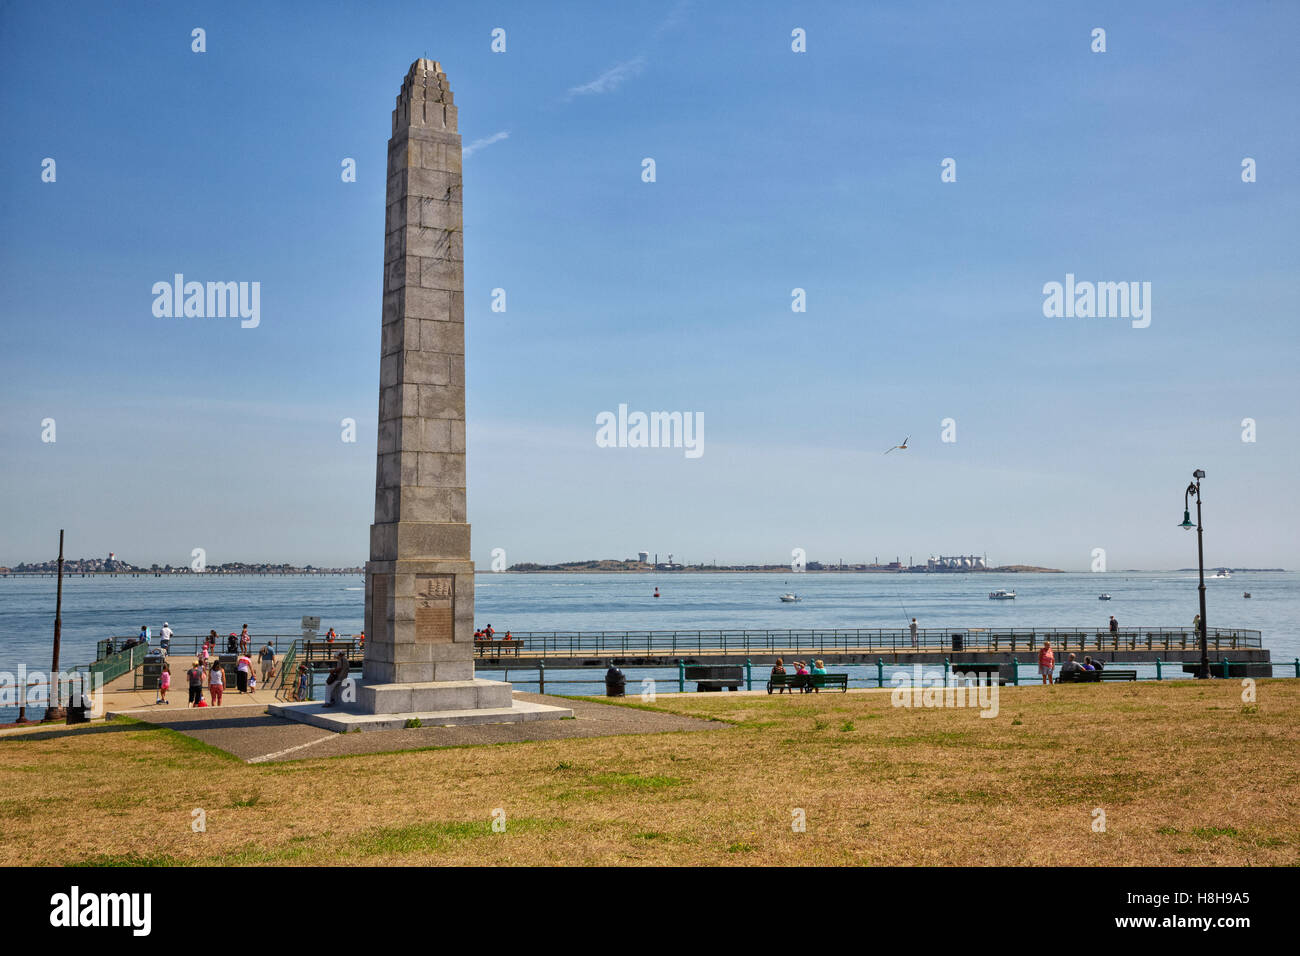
[653,0,691,39]
[463,130,509,158]
[566,56,646,98]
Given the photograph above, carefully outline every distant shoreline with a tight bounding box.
[497,566,1068,574]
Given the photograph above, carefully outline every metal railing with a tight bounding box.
[90,641,153,685]
[100,626,1263,665]
[103,634,362,661]
[472,626,1262,657]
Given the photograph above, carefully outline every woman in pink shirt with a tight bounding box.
[1038,641,1055,685]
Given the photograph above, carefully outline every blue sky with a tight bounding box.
[2,0,1297,570]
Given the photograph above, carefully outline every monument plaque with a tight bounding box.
[414,574,454,643]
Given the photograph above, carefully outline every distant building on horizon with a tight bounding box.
[928,554,988,571]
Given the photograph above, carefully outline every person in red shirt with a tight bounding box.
[1037,641,1055,685]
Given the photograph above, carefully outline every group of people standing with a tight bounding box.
[166,625,276,707]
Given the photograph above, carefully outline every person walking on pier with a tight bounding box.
[235,651,253,693]
[1108,615,1118,636]
[259,643,275,685]
[1037,641,1055,685]
[157,662,171,705]
[209,660,225,706]
[239,625,251,655]
[910,618,919,648]
[187,661,204,707]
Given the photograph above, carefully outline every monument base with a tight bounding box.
[268,678,573,733]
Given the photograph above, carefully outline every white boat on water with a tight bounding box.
[779,593,800,603]
[1098,594,1111,600]
[1212,569,1232,578]
[988,589,1016,600]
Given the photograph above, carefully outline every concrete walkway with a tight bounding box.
[108,692,728,763]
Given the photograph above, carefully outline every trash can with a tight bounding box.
[141,654,163,690]
[952,633,964,652]
[66,701,88,725]
[604,665,626,697]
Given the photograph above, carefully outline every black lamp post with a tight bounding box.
[1178,470,1210,679]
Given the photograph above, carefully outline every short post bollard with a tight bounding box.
[944,656,950,680]
[877,658,884,688]
[1222,659,1230,679]
[1294,658,1299,678]
[1155,658,1162,681]
[538,661,545,695]
[1011,657,1019,686]
[745,658,752,691]
[677,659,684,694]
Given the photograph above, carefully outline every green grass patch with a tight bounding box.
[72,852,183,867]
[349,816,561,857]
[1191,826,1239,839]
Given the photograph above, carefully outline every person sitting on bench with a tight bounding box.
[794,661,809,676]
[1060,653,1085,676]
[770,658,786,678]
[1081,656,1096,671]
[811,660,827,675]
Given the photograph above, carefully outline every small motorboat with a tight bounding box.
[988,589,1016,600]
[1098,594,1111,601]
[779,593,800,603]
[1243,592,1251,599]
[1212,569,1232,578]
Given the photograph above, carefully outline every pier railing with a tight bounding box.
[101,626,1261,663]
[485,626,1261,657]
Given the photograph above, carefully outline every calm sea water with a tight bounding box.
[1,571,1295,713]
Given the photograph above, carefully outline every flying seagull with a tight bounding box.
[884,436,910,455]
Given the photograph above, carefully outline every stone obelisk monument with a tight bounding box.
[272,59,569,730]
[365,58,475,690]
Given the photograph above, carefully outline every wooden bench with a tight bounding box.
[951,662,1005,684]
[685,664,743,691]
[766,673,848,694]
[474,638,523,657]
[305,641,355,662]
[1058,668,1137,683]
[767,673,800,694]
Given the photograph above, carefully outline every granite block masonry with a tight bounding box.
[365,57,474,688]
[269,59,570,730]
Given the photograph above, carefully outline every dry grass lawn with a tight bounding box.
[0,679,1296,865]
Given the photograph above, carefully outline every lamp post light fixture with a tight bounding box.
[1180,470,1210,679]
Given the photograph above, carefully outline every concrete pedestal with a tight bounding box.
[269,678,572,733]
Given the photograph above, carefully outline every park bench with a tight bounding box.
[685,664,743,692]
[474,638,523,657]
[951,662,1006,684]
[767,673,800,694]
[304,641,356,662]
[804,673,848,693]
[1182,662,1270,678]
[1058,668,1136,683]
[766,673,848,694]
